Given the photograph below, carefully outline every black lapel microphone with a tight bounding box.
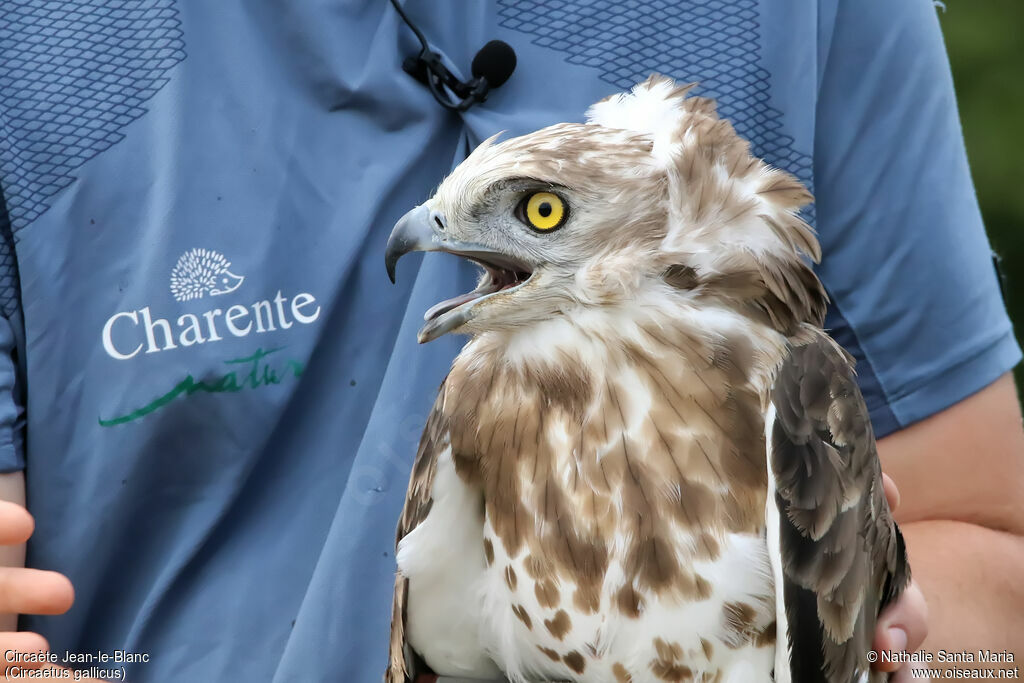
[389,0,517,112]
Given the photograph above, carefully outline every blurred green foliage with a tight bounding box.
[940,2,1024,386]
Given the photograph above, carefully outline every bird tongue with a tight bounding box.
[423,289,490,322]
[421,261,527,323]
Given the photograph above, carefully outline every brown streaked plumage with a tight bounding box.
[385,75,908,683]
[544,609,572,641]
[537,646,560,663]
[563,650,587,674]
[512,604,533,630]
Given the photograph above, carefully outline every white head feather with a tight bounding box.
[585,78,695,167]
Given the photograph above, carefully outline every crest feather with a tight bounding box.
[588,76,826,333]
[586,74,698,165]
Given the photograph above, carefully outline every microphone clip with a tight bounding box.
[391,0,516,113]
[402,49,495,112]
[402,49,472,102]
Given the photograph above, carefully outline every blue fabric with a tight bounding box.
[813,0,1019,431]
[0,0,1016,681]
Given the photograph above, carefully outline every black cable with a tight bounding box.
[389,0,464,110]
[389,0,516,112]
[388,0,430,53]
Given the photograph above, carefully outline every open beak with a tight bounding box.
[385,205,533,343]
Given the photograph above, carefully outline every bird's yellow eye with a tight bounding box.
[522,192,567,232]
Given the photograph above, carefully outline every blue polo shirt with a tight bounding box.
[0,1,1016,681]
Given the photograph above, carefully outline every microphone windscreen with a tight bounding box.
[471,40,517,88]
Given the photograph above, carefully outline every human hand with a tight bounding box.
[872,474,930,682]
[0,500,103,681]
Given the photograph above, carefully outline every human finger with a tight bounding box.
[872,579,929,673]
[0,502,33,546]
[0,567,74,615]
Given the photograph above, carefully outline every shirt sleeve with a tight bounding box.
[813,0,1020,437]
[0,187,25,473]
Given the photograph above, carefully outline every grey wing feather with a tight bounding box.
[386,383,450,683]
[769,328,910,683]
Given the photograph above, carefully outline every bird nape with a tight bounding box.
[384,75,909,683]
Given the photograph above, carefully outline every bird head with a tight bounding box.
[386,75,826,343]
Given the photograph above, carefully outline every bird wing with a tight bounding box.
[766,328,910,683]
[386,383,449,683]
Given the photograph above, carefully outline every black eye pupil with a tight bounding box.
[538,202,552,217]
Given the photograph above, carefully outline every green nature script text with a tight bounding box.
[99,347,303,427]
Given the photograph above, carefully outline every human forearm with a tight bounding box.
[870,373,1024,679]
[902,518,1024,653]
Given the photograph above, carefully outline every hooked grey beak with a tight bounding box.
[385,205,436,284]
[384,204,534,343]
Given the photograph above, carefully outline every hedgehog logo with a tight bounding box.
[169,248,245,302]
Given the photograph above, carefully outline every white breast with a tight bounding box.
[398,446,777,682]
[477,527,776,682]
[397,447,502,679]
